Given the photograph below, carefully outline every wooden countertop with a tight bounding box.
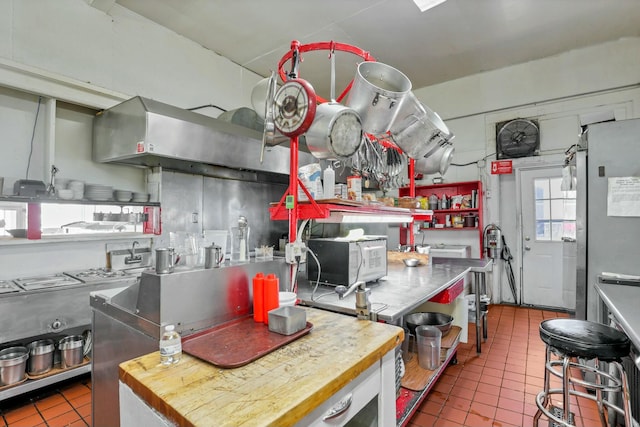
[119,307,403,427]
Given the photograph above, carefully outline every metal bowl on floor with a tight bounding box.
[405,312,453,336]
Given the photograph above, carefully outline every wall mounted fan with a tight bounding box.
[496,119,539,159]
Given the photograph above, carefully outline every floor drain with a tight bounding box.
[549,405,575,427]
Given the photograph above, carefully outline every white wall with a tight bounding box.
[412,37,640,305]
[0,0,263,278]
[0,0,260,112]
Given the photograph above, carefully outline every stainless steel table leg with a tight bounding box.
[475,271,482,353]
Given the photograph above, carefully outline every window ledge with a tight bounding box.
[0,232,150,246]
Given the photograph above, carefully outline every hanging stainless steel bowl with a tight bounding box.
[415,141,455,175]
[304,102,363,160]
[345,61,411,136]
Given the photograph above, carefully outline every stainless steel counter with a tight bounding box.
[432,257,493,272]
[297,262,469,324]
[595,282,640,353]
[595,282,640,425]
[298,256,493,355]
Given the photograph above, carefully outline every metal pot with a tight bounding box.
[390,94,454,159]
[415,141,455,175]
[26,339,54,375]
[464,214,476,228]
[304,102,363,160]
[405,312,453,336]
[0,346,28,385]
[345,61,411,135]
[59,335,84,368]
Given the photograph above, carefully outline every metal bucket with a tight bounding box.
[304,102,363,160]
[59,335,84,368]
[346,61,411,135]
[26,339,54,375]
[0,346,28,385]
[390,93,454,159]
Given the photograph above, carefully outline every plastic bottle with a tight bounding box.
[253,273,265,323]
[263,274,280,325]
[159,324,182,365]
[323,163,335,199]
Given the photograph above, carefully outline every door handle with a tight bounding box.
[323,393,353,420]
[525,246,531,251]
[524,236,531,241]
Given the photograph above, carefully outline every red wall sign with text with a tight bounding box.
[491,160,513,175]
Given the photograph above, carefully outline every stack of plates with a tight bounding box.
[68,181,85,200]
[114,190,132,202]
[132,192,150,203]
[85,184,114,201]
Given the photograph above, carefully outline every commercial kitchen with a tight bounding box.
[1,1,640,426]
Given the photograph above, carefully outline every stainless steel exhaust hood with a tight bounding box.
[93,96,312,176]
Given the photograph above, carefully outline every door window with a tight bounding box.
[534,177,576,241]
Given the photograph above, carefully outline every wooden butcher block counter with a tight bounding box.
[119,307,404,427]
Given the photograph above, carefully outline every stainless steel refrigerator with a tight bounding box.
[576,118,640,321]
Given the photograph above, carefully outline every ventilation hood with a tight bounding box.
[93,96,312,176]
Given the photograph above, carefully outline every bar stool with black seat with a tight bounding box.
[533,318,634,427]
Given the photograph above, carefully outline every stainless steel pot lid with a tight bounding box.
[0,280,22,294]
[13,274,83,291]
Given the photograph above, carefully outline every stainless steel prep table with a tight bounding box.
[297,262,468,323]
[432,257,493,353]
[298,257,492,352]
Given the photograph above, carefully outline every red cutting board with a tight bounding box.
[182,316,313,368]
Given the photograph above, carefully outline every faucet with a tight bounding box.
[335,281,372,320]
[335,281,365,300]
[125,241,142,264]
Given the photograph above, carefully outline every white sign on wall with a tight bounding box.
[607,177,640,217]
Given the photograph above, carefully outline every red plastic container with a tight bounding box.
[263,274,279,325]
[252,273,265,323]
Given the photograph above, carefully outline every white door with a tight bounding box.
[520,167,576,309]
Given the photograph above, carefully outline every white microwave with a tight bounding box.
[307,237,387,286]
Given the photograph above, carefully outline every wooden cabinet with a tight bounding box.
[399,181,483,254]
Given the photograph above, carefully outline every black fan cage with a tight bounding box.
[495,118,540,159]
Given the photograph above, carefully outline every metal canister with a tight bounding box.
[429,194,438,210]
[204,245,224,268]
[347,176,362,201]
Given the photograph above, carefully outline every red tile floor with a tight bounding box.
[1,305,600,427]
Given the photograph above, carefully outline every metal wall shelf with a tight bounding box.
[0,195,159,207]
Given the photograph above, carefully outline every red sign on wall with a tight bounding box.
[491,160,513,175]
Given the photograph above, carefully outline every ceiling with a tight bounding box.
[115,0,640,102]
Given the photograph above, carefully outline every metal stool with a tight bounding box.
[533,318,633,427]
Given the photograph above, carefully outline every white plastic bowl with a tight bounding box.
[57,189,74,200]
[279,292,297,307]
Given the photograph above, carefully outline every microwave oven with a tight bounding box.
[307,237,387,286]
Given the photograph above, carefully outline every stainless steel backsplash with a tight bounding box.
[156,170,289,252]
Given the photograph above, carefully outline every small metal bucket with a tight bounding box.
[59,335,84,368]
[0,346,28,385]
[27,339,54,375]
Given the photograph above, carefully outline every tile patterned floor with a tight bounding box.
[0,376,91,427]
[0,305,600,427]
[407,304,602,427]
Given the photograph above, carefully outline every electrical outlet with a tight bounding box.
[285,241,307,264]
